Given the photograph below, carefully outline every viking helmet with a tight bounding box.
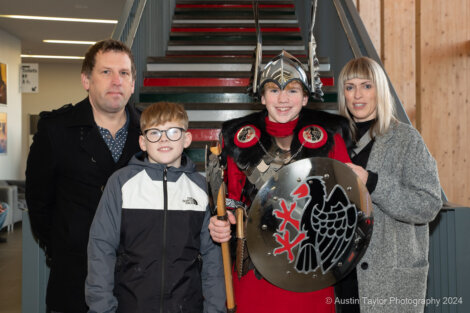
[257,50,310,95]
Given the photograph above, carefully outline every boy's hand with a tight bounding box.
[209,210,236,243]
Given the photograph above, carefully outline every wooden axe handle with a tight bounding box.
[216,183,236,312]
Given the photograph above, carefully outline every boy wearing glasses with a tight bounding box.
[85,102,226,313]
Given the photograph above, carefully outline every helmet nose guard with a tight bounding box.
[257,50,310,96]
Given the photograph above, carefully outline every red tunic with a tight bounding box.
[226,134,350,313]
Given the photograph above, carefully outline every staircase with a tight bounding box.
[138,0,339,170]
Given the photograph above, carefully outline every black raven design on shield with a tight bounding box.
[294,176,357,274]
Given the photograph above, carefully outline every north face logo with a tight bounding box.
[183,197,198,205]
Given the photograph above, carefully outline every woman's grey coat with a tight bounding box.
[356,121,442,313]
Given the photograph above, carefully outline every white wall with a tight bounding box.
[21,62,87,178]
[0,29,22,180]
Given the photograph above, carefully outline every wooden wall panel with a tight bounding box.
[383,0,416,126]
[418,0,470,205]
[357,0,469,205]
[356,0,382,57]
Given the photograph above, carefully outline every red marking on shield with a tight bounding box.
[293,183,309,199]
[348,252,356,263]
[273,230,306,262]
[274,199,300,231]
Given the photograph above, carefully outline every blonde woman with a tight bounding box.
[336,56,442,313]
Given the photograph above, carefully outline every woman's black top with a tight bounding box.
[334,119,377,313]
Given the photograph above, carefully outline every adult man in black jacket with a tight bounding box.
[26,39,141,313]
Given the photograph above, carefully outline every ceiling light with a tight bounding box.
[0,15,117,24]
[43,40,96,45]
[21,54,85,60]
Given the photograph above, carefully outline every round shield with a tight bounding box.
[246,157,373,292]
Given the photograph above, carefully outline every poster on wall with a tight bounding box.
[21,63,39,93]
[0,112,6,154]
[0,63,6,105]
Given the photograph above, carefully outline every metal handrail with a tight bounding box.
[111,0,135,41]
[125,0,148,48]
[111,0,148,48]
[332,0,362,58]
[252,0,262,94]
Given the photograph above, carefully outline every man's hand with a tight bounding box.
[209,210,236,243]
[346,163,368,185]
[0,203,5,214]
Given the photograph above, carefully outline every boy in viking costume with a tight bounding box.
[208,51,353,313]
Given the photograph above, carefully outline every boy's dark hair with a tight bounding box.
[81,39,136,80]
[140,102,189,131]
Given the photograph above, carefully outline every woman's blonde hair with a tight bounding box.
[140,101,188,131]
[337,57,397,140]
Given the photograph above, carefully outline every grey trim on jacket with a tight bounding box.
[356,121,442,313]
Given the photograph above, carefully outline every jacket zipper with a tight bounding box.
[160,167,168,313]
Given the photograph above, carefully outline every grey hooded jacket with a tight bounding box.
[85,153,226,313]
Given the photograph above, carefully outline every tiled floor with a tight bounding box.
[0,223,22,313]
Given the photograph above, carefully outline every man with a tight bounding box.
[26,39,141,313]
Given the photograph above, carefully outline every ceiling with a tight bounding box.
[0,0,127,63]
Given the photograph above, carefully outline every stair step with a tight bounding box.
[166,44,306,53]
[169,33,303,41]
[139,91,337,104]
[185,148,207,163]
[146,55,331,72]
[164,50,306,57]
[188,128,221,141]
[144,71,251,77]
[172,18,298,24]
[168,39,304,46]
[189,121,223,128]
[141,86,335,93]
[175,2,295,8]
[147,55,326,64]
[175,8,295,15]
[171,25,300,31]
[137,102,338,112]
[142,76,334,87]
[143,69,334,78]
[175,0,297,3]
[147,62,330,72]
[144,77,250,87]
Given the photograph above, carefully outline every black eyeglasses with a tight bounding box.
[143,127,186,143]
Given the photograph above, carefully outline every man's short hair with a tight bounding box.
[140,102,189,131]
[81,39,136,80]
